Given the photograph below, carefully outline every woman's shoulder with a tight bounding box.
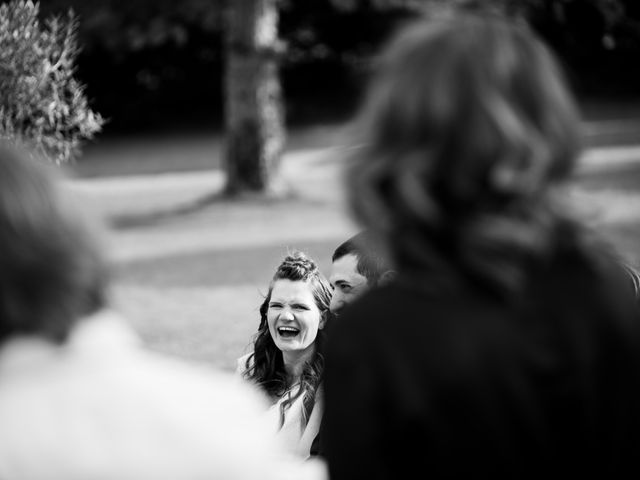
[236,352,254,377]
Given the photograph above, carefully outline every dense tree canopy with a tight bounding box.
[39,0,640,134]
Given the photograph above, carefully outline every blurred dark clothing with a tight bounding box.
[324,236,640,479]
[309,429,321,458]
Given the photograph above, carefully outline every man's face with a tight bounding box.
[329,253,369,316]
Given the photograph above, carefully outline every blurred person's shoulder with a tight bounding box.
[543,221,637,305]
[330,279,456,342]
[0,309,327,480]
[0,308,272,423]
[525,221,640,347]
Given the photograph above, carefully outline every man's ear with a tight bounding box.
[319,311,328,330]
[379,270,397,286]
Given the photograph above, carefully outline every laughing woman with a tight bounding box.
[238,252,332,460]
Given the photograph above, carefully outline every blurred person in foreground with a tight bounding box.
[308,230,395,458]
[0,144,326,480]
[238,252,332,460]
[323,10,640,480]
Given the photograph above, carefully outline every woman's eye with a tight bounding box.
[269,303,282,309]
[293,304,310,310]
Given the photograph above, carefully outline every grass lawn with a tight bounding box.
[64,118,640,372]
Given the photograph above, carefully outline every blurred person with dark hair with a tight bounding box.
[323,11,640,480]
[0,146,108,344]
[0,144,327,480]
[328,230,395,317]
[239,252,332,460]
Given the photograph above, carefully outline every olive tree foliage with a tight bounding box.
[0,0,103,164]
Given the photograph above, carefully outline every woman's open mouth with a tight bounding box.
[277,326,300,338]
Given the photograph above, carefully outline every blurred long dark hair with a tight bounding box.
[243,251,332,427]
[347,12,584,298]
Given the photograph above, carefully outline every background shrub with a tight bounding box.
[0,0,103,163]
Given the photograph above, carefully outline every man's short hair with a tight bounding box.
[332,231,391,286]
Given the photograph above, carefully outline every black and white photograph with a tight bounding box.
[1,0,640,478]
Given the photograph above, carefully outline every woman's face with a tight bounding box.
[267,279,324,355]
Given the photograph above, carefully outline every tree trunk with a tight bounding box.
[223,0,285,196]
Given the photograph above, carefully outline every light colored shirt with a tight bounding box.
[0,311,327,480]
[237,353,323,460]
